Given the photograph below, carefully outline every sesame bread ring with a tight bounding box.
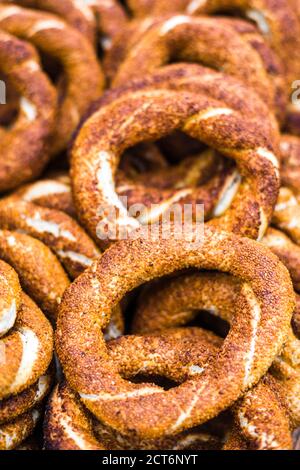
[105,15,285,120]
[2,0,97,43]
[185,0,300,85]
[0,74,20,126]
[46,329,226,450]
[10,173,76,218]
[0,30,56,192]
[56,226,294,437]
[133,269,299,448]
[280,135,300,199]
[0,370,52,424]
[72,87,279,243]
[226,375,292,450]
[272,187,300,246]
[262,228,300,293]
[84,0,128,51]
[49,328,291,450]
[0,292,53,400]
[111,15,279,114]
[0,407,40,450]
[3,0,129,50]
[0,199,100,279]
[0,230,69,320]
[84,64,278,236]
[108,330,293,451]
[185,0,300,134]
[292,295,300,339]
[96,63,279,145]
[44,383,105,450]
[0,260,21,338]
[0,4,104,156]
[133,263,300,437]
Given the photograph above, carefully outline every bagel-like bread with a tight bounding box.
[0,199,100,279]
[56,226,294,438]
[0,30,56,192]
[2,0,128,48]
[71,86,279,244]
[0,4,104,156]
[0,408,41,450]
[112,15,280,112]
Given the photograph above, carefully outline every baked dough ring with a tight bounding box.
[0,30,56,192]
[111,14,282,117]
[0,229,69,321]
[49,327,292,449]
[0,199,100,279]
[0,4,104,156]
[0,370,52,424]
[56,226,294,437]
[0,292,53,400]
[72,87,279,243]
[0,407,40,450]
[2,0,128,49]
[262,227,300,294]
[10,173,75,217]
[133,271,299,448]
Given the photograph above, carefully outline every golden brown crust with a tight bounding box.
[56,226,294,438]
[0,265,53,449]
[10,173,76,217]
[272,187,300,245]
[111,14,280,115]
[0,407,41,450]
[3,0,129,48]
[0,229,69,320]
[0,4,104,156]
[106,14,286,121]
[0,199,100,279]
[0,30,56,192]
[133,264,300,444]
[186,0,300,84]
[72,85,279,244]
[230,375,292,450]
[48,327,293,450]
[0,369,52,424]
[0,292,53,400]
[45,329,225,450]
[94,63,278,144]
[262,227,300,293]
[3,0,97,43]
[44,383,104,450]
[280,135,300,196]
[184,0,300,134]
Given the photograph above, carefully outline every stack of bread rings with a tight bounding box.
[0,0,300,452]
